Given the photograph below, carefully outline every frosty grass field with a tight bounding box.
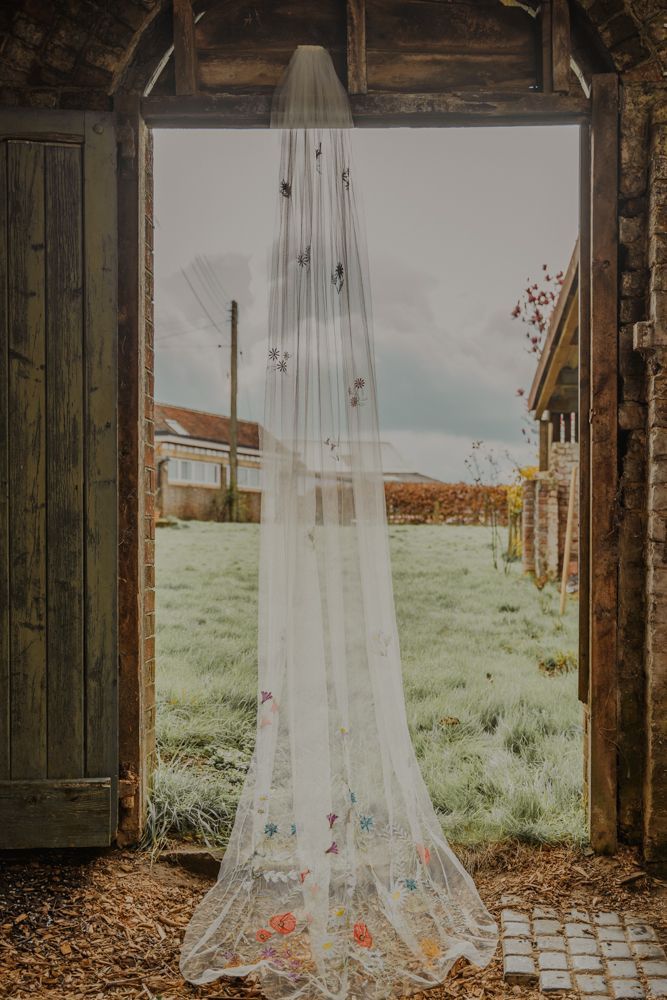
[152,521,583,850]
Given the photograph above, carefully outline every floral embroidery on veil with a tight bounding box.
[180,45,498,1000]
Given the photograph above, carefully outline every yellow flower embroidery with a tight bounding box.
[335,907,346,917]
[421,938,441,960]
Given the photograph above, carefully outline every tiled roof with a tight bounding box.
[155,403,260,451]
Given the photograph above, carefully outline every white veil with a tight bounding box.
[180,45,498,999]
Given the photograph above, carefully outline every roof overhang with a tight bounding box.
[527,241,579,419]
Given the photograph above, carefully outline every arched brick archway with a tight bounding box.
[0,1,665,862]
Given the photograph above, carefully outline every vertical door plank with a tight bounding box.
[578,125,591,705]
[7,140,47,780]
[173,0,198,96]
[347,0,367,95]
[45,145,85,778]
[0,142,8,779]
[83,113,118,836]
[589,75,619,853]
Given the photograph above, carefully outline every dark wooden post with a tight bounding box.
[552,0,571,94]
[541,0,553,94]
[173,0,198,96]
[346,0,367,95]
[115,93,151,844]
[539,415,550,471]
[588,74,619,854]
[579,124,591,705]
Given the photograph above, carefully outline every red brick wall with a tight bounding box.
[161,481,261,523]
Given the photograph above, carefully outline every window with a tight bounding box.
[237,465,261,489]
[165,417,190,436]
[169,458,222,487]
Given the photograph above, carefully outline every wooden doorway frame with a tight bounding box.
[125,75,620,852]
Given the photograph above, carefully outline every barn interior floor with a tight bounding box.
[0,842,665,1000]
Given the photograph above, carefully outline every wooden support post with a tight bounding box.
[552,0,571,94]
[541,0,553,94]
[346,0,367,95]
[539,416,550,471]
[579,124,591,705]
[589,74,619,854]
[560,464,578,616]
[115,93,149,844]
[173,0,197,97]
[551,411,562,444]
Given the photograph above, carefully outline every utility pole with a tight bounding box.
[229,300,239,522]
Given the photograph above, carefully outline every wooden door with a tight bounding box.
[0,110,118,847]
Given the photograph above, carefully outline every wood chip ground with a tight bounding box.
[0,843,665,1000]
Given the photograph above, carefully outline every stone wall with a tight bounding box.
[632,95,667,863]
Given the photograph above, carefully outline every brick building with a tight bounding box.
[155,403,262,522]
[522,244,580,584]
[0,0,666,861]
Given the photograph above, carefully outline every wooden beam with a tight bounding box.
[542,0,553,93]
[141,90,590,129]
[0,778,111,848]
[552,0,572,93]
[346,0,367,95]
[0,142,8,780]
[527,240,579,413]
[588,74,618,854]
[578,122,591,706]
[173,0,197,96]
[114,94,150,845]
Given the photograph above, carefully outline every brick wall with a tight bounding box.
[551,442,580,576]
[160,481,261,523]
[521,444,578,583]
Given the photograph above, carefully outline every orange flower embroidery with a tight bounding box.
[255,928,273,942]
[269,912,297,935]
[353,922,373,948]
[416,843,431,865]
[421,937,441,960]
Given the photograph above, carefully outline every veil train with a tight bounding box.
[180,45,498,999]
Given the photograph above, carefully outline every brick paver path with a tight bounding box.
[501,905,667,997]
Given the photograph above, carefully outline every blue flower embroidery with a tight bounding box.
[349,790,357,804]
[264,822,278,838]
[291,823,297,836]
[404,878,418,891]
[360,815,374,832]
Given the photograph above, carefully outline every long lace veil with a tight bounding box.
[180,44,498,999]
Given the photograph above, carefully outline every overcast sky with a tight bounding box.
[154,125,579,483]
